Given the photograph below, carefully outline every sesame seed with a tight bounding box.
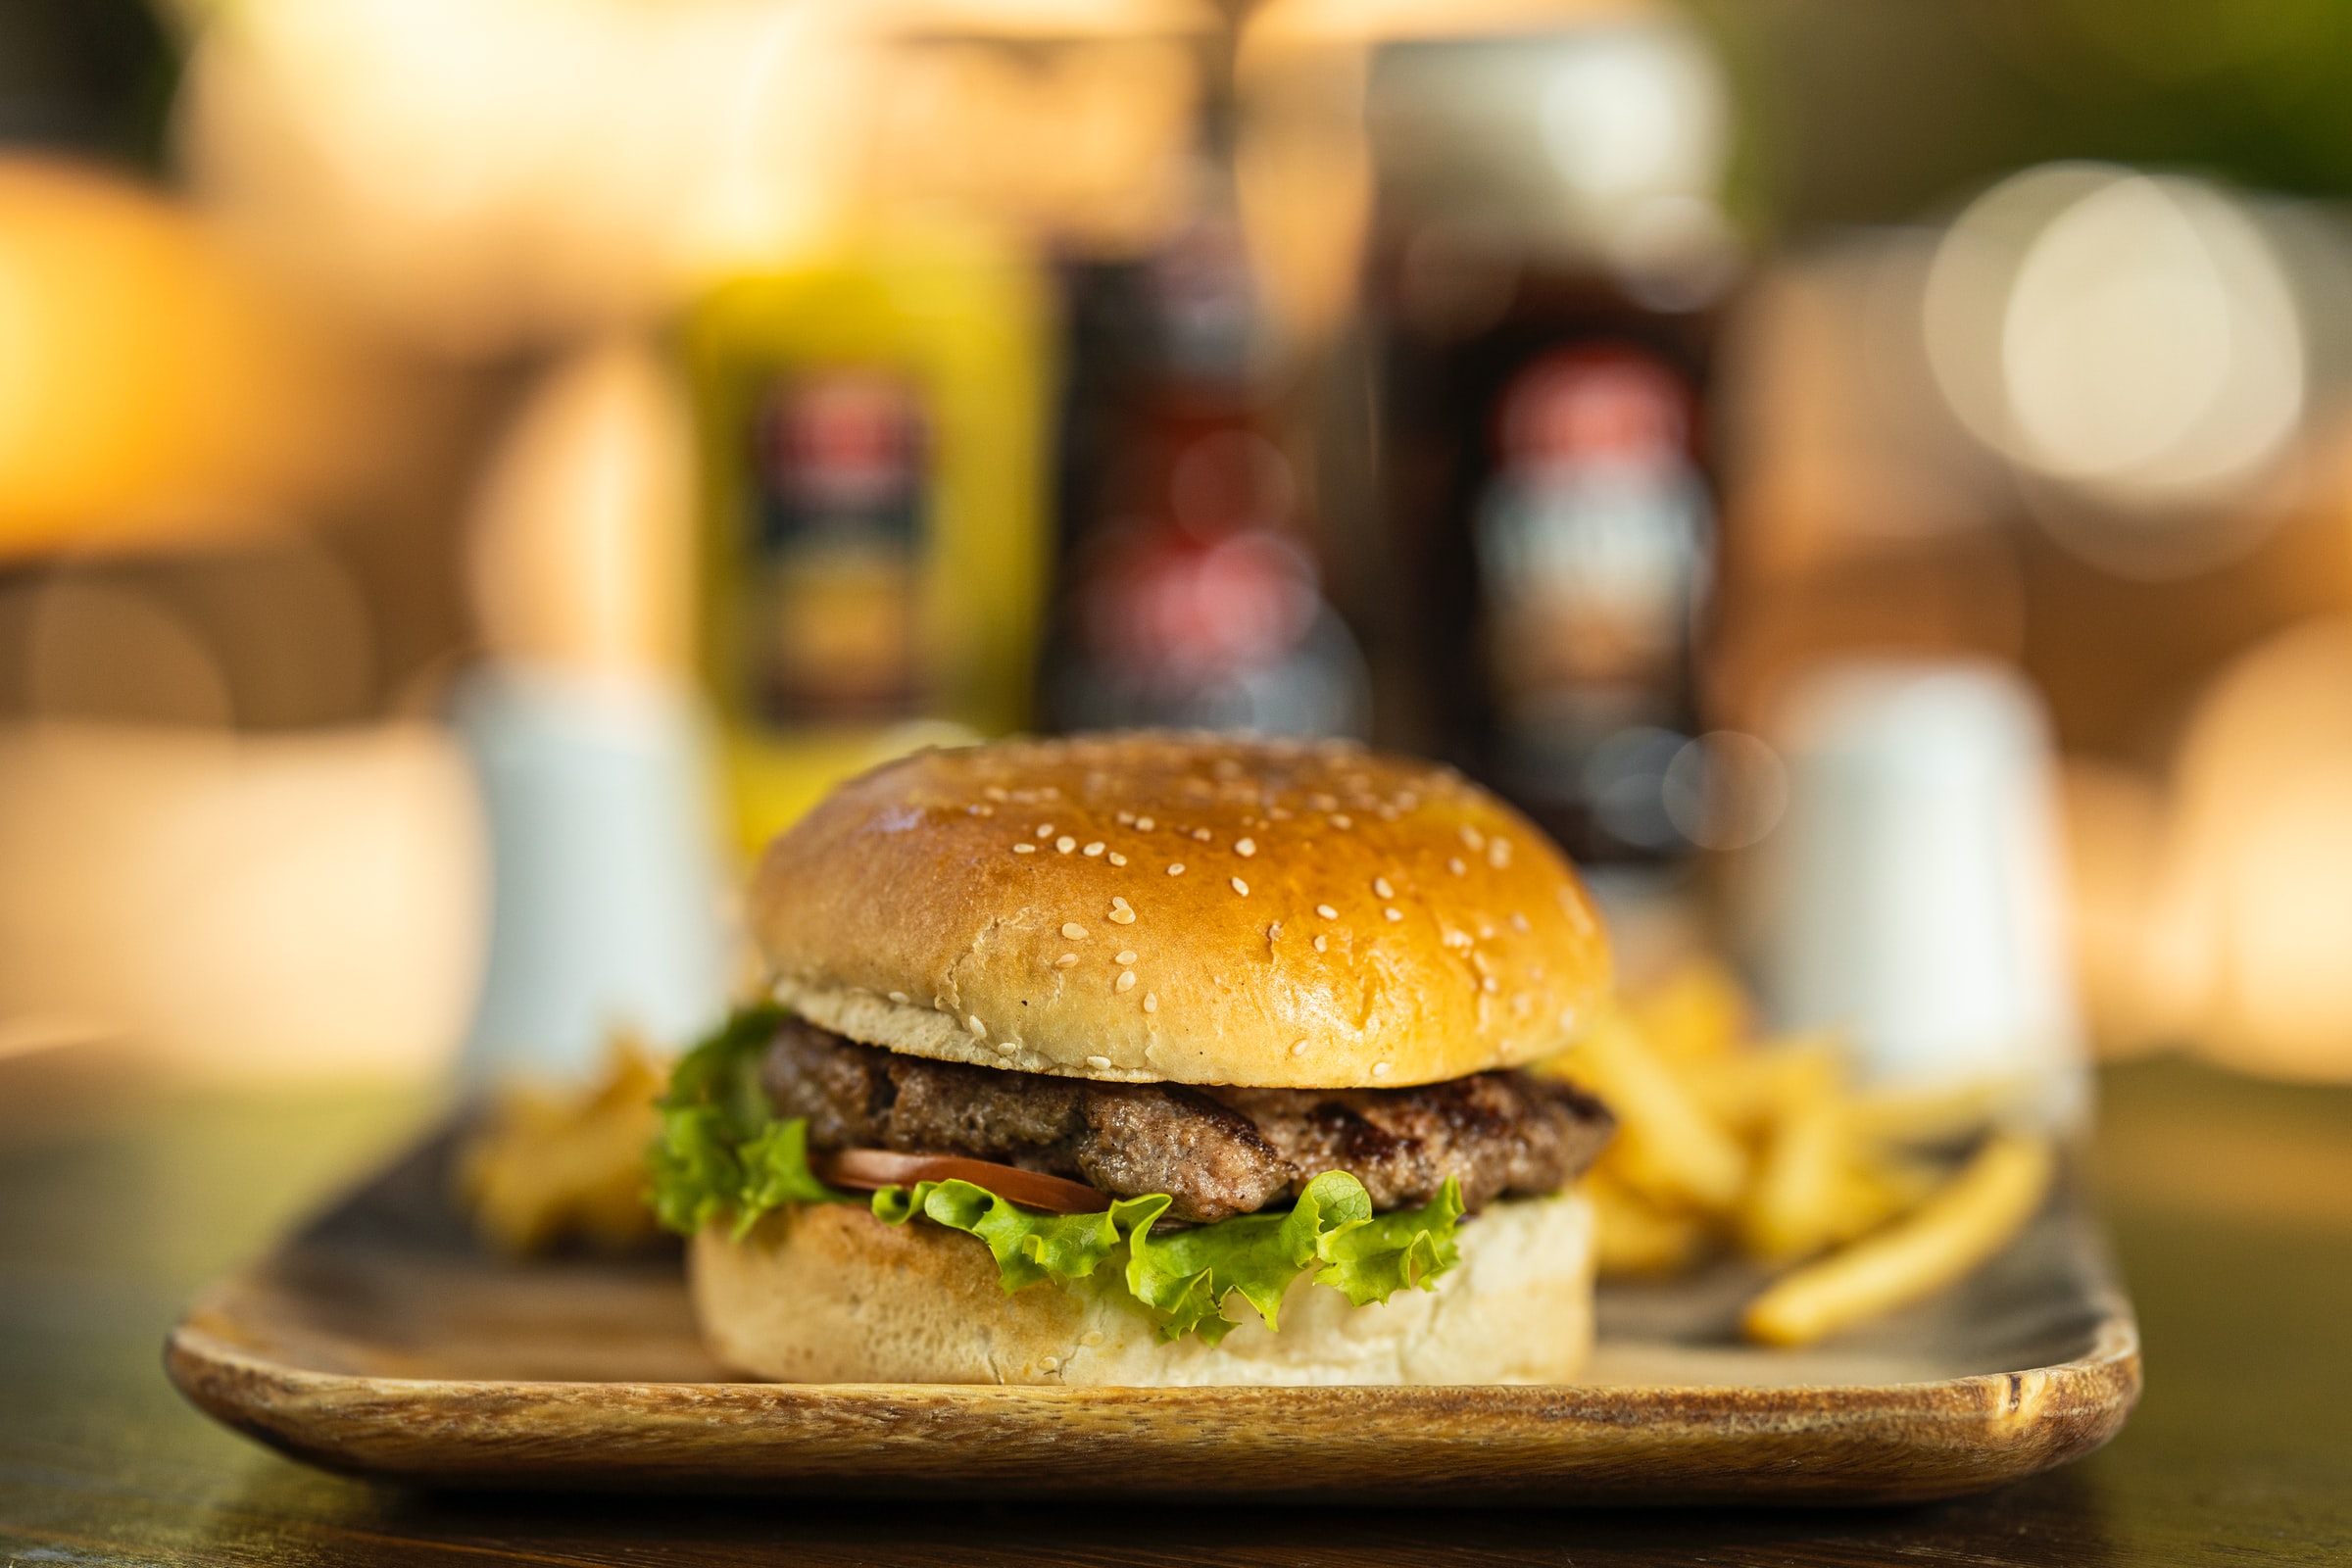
[1056,836,1076,854]
[1330,814,1351,829]
[1489,838,1511,867]
[1082,841,1103,857]
[1373,877,1394,899]
[1116,970,1136,993]
[1167,862,1185,876]
[1193,828,1212,842]
[1396,792,1419,809]
[1378,806,1399,821]
[966,1014,987,1036]
[1482,975,1500,994]
[1086,1054,1112,1069]
[888,991,909,1004]
[1291,1039,1309,1056]
[1054,953,1079,968]
[1039,823,1054,838]
[1013,842,1037,854]
[970,804,992,816]
[1143,993,1158,1013]
[1115,950,1138,965]
[997,1041,1019,1054]
[1449,858,1466,876]
[1062,922,1089,939]
[1236,838,1256,858]
[1231,877,1250,897]
[1116,810,1135,825]
[1108,899,1136,924]
[1107,852,1128,866]
[1372,1061,1392,1078]
[1511,911,1531,932]
[1313,935,1328,953]
[1136,816,1155,831]
[1385,906,1403,922]
[1316,904,1338,919]
[984,786,1007,801]
[1460,824,1485,851]
[1310,793,1337,810]
[1269,921,1282,941]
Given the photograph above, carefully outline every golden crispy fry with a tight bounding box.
[1740,1133,2056,1348]
[1737,1097,1848,1265]
[460,1036,669,1253]
[1630,956,1750,1064]
[1682,1033,1839,1136]
[1550,1009,1749,1214]
[1826,1155,1939,1244]
[1845,1077,2018,1149]
[1587,1169,1713,1277]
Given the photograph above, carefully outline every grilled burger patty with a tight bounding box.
[762,1018,1614,1224]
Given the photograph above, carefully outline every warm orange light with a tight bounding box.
[0,159,308,559]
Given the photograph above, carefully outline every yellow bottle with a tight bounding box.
[682,223,1051,860]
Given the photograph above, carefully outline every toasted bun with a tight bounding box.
[693,1189,1593,1387]
[749,733,1610,1088]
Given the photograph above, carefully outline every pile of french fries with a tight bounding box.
[1539,959,2056,1347]
[458,1034,672,1253]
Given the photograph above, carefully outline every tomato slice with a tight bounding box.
[815,1150,1111,1215]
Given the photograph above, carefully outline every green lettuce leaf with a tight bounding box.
[873,1179,1172,1293]
[647,1004,847,1237]
[874,1170,1465,1345]
[1312,1176,1465,1305]
[651,1006,1468,1343]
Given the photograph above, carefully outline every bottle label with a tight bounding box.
[1476,345,1708,740]
[744,370,928,724]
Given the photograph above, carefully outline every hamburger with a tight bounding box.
[650,733,1616,1386]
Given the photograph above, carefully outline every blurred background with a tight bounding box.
[8,0,2352,1098]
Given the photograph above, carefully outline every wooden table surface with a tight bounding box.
[2,1049,2346,1566]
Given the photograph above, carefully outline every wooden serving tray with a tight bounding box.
[167,1132,2138,1506]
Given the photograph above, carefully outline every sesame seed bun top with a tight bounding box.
[748,732,1613,1089]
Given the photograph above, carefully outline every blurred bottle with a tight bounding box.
[1043,160,1370,737]
[683,227,1052,858]
[1363,9,1740,861]
[457,339,728,1084]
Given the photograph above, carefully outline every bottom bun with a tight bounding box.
[692,1188,1594,1387]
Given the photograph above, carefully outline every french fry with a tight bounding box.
[1587,1168,1713,1277]
[461,1035,669,1253]
[1629,956,1750,1064]
[1552,1009,1749,1214]
[1740,1132,2056,1347]
[1845,1077,2018,1149]
[1737,1097,1848,1264]
[1687,1032,1840,1136]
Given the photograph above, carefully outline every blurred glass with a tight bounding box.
[1741,659,2083,1117]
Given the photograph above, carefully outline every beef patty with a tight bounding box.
[761,1018,1614,1224]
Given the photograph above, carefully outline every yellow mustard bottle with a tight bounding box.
[682,222,1051,860]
